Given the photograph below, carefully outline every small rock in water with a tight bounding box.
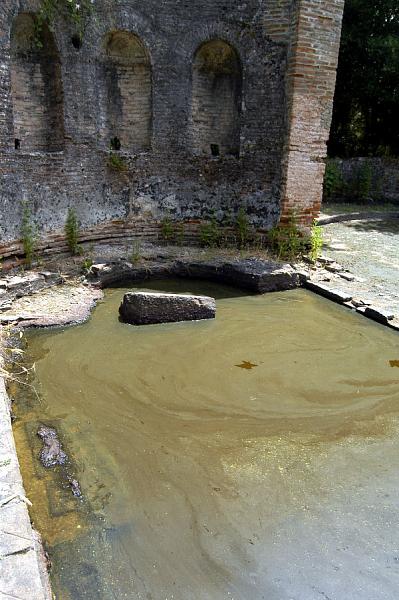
[37,425,67,468]
[68,477,82,497]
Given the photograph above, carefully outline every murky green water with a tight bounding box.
[12,281,399,600]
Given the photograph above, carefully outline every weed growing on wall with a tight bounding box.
[108,153,127,172]
[35,0,95,47]
[65,208,81,255]
[21,201,37,268]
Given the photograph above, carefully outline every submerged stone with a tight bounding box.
[37,425,67,468]
[119,292,216,325]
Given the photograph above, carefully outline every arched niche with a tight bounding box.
[191,40,242,158]
[104,31,152,151]
[10,13,65,152]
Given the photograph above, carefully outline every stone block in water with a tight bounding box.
[119,292,216,325]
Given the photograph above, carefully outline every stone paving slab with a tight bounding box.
[0,375,52,600]
[299,254,399,332]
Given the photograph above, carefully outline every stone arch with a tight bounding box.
[104,31,152,151]
[191,39,242,157]
[10,13,65,152]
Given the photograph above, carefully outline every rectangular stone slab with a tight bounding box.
[119,292,216,325]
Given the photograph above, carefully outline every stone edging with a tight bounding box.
[85,257,399,331]
[0,373,52,600]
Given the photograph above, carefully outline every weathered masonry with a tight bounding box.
[0,0,345,246]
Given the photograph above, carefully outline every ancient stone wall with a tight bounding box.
[0,0,344,246]
[325,158,399,205]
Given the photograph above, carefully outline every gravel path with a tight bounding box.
[321,216,399,315]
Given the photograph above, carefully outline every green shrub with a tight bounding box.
[199,217,222,247]
[81,257,93,273]
[268,212,306,260]
[323,159,344,199]
[308,220,323,263]
[65,208,81,255]
[356,161,372,200]
[21,201,37,268]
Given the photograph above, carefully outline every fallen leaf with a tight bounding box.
[235,361,258,370]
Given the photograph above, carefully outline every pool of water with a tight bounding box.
[12,281,399,600]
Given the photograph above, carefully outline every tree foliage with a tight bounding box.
[329,0,399,157]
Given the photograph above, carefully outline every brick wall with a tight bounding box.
[104,31,152,151]
[10,14,64,152]
[0,0,344,247]
[280,0,345,226]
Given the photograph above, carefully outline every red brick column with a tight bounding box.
[280,0,345,227]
